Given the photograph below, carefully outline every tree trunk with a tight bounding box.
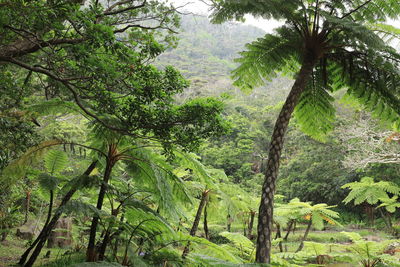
[227,214,231,232]
[87,157,115,262]
[296,219,312,252]
[283,220,294,241]
[21,189,54,267]
[275,224,283,253]
[378,208,394,234]
[203,203,209,240]
[24,190,31,224]
[19,161,97,267]
[98,208,120,260]
[255,59,316,263]
[182,189,210,258]
[247,211,255,240]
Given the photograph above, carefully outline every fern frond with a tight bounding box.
[294,64,336,141]
[0,139,62,183]
[44,149,68,174]
[231,25,301,92]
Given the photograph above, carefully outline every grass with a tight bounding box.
[0,231,71,267]
[0,223,397,267]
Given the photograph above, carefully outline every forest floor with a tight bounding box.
[0,234,75,267]
[0,225,397,266]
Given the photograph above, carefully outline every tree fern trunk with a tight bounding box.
[87,158,114,262]
[20,161,97,267]
[24,190,31,224]
[296,219,312,252]
[276,224,283,253]
[203,203,209,240]
[283,220,294,241]
[255,59,316,263]
[227,214,231,232]
[247,211,255,240]
[98,208,120,260]
[182,189,210,258]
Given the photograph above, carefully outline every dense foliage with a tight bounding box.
[1,1,400,267]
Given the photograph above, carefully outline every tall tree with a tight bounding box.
[210,0,400,263]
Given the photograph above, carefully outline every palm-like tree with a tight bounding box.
[342,176,400,226]
[286,198,340,252]
[210,0,400,262]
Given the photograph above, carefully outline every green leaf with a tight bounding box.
[44,150,68,174]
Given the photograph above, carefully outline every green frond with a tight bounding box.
[324,14,386,50]
[342,176,398,206]
[210,0,299,24]
[294,65,336,141]
[231,26,301,92]
[28,99,82,117]
[175,232,242,264]
[303,241,328,256]
[38,173,60,192]
[218,231,255,256]
[61,200,108,218]
[124,207,175,241]
[0,139,62,183]
[329,46,400,129]
[368,23,400,43]
[44,149,68,175]
[126,148,191,220]
[340,231,363,242]
[378,196,400,213]
[174,151,217,187]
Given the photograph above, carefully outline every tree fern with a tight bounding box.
[230,27,302,92]
[0,139,62,184]
[342,177,400,205]
[38,173,60,192]
[44,149,68,175]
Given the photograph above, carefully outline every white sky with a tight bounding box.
[171,0,400,33]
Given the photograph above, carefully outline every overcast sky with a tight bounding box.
[171,0,400,33]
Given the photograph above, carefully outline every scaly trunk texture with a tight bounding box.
[182,189,210,258]
[255,59,316,263]
[20,161,97,267]
[296,219,312,252]
[87,157,115,262]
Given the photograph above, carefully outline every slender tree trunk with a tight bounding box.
[98,208,120,260]
[378,208,394,234]
[23,190,54,266]
[296,219,312,252]
[247,211,255,240]
[256,58,316,263]
[182,189,210,258]
[275,224,283,253]
[24,190,31,224]
[87,157,115,262]
[19,161,97,267]
[283,220,294,241]
[227,214,232,232]
[203,203,209,240]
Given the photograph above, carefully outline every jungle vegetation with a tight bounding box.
[1,1,400,267]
